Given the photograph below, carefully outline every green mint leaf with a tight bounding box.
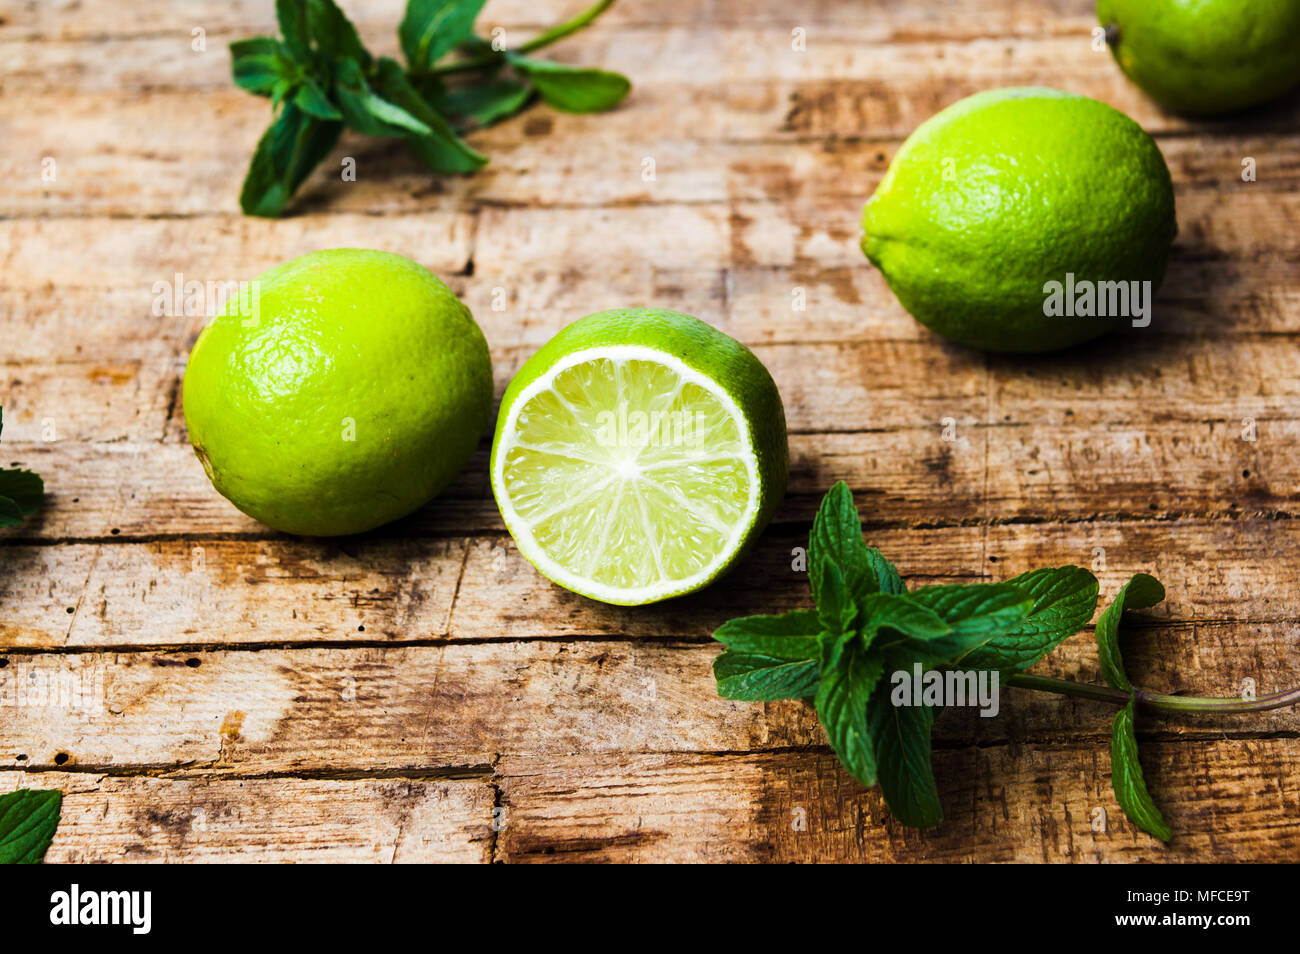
[857,592,951,648]
[239,103,343,217]
[814,644,883,787]
[809,481,904,604]
[440,79,533,128]
[1110,697,1172,842]
[902,583,1034,663]
[1096,573,1165,692]
[372,58,489,173]
[400,0,488,73]
[334,58,432,136]
[958,566,1099,673]
[507,55,630,113]
[0,496,24,529]
[0,469,44,517]
[305,0,371,66]
[275,0,312,61]
[230,37,296,97]
[867,666,942,828]
[293,75,344,119]
[816,560,857,639]
[712,610,820,701]
[0,788,62,864]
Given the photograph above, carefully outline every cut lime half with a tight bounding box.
[491,310,788,605]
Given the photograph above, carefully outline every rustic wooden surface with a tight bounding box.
[2,0,1299,863]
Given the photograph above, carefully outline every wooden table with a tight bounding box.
[2,0,1298,863]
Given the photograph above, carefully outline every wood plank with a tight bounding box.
[0,0,1099,42]
[3,328,1298,451]
[495,740,1300,862]
[0,537,468,649]
[3,414,1294,541]
[0,771,494,862]
[4,85,1298,219]
[4,517,1300,647]
[5,515,1300,645]
[1,621,1297,773]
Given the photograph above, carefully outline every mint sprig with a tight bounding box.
[1095,573,1172,841]
[0,789,62,864]
[0,408,44,528]
[711,482,1300,840]
[232,0,630,217]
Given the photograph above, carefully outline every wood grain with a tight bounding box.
[1,771,495,863]
[2,0,1297,861]
[496,741,1300,862]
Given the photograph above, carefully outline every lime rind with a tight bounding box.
[493,344,763,605]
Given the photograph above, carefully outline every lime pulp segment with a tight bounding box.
[494,345,761,604]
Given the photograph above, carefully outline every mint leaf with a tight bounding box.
[0,469,44,517]
[508,56,630,113]
[857,592,951,647]
[293,75,344,119]
[1110,698,1172,842]
[304,0,371,66]
[276,0,311,61]
[814,644,883,787]
[815,560,857,640]
[867,667,942,828]
[0,789,62,864]
[440,79,533,128]
[712,610,820,701]
[0,409,44,527]
[333,58,432,136]
[809,481,904,604]
[0,496,24,529]
[230,37,296,96]
[400,0,488,73]
[373,58,489,173]
[239,103,343,217]
[903,583,1033,663]
[958,566,1098,673]
[1096,573,1165,692]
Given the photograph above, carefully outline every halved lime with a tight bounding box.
[490,309,788,605]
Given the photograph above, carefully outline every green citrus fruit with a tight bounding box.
[490,309,788,606]
[1099,0,1300,115]
[183,248,492,536]
[861,87,1177,352]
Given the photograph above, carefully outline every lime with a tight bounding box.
[490,309,787,606]
[183,248,492,536]
[861,87,1177,352]
[1100,0,1300,115]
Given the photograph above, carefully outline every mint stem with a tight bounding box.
[1006,674,1300,715]
[518,0,617,53]
[428,0,617,75]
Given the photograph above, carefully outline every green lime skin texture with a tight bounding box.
[490,309,788,605]
[183,248,493,536]
[1099,0,1300,115]
[861,87,1177,353]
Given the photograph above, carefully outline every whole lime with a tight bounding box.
[1099,0,1300,115]
[861,87,1177,352]
[490,309,787,605]
[183,248,492,536]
